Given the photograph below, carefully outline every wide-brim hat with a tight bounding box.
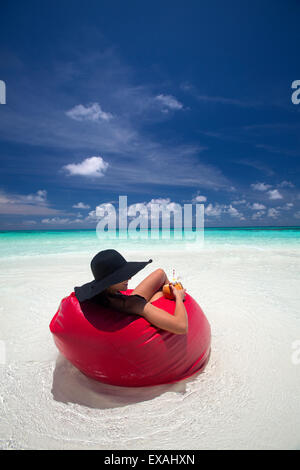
[74,249,152,302]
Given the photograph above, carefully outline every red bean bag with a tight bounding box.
[49,289,211,387]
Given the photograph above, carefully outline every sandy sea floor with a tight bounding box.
[1,245,300,450]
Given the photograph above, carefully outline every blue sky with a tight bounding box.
[0,0,300,229]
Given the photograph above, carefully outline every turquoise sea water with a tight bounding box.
[0,227,299,258]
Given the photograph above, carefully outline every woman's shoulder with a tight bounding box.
[91,290,147,315]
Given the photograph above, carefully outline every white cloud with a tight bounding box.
[86,209,97,220]
[232,199,246,205]
[205,203,224,217]
[277,202,294,211]
[66,103,113,122]
[193,195,207,203]
[127,198,182,221]
[87,203,117,220]
[95,203,116,218]
[0,194,10,204]
[227,205,244,218]
[268,189,283,200]
[127,202,149,221]
[41,217,70,224]
[278,180,294,188]
[204,203,245,220]
[63,156,109,178]
[267,208,280,218]
[250,203,266,210]
[252,211,265,220]
[251,182,272,191]
[0,189,48,206]
[155,94,183,111]
[41,217,86,224]
[72,202,91,209]
[20,189,47,205]
[147,198,171,206]
[0,189,61,215]
[90,198,184,224]
[72,218,85,223]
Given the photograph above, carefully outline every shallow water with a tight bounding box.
[0,227,299,258]
[0,230,300,449]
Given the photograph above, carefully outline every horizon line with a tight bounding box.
[1,225,300,233]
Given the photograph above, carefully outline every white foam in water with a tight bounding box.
[0,240,300,449]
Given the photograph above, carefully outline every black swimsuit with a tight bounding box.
[92,290,147,315]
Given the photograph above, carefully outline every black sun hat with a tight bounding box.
[74,249,152,302]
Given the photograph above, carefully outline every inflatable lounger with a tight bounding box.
[50,289,211,387]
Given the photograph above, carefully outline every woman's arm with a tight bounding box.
[130,268,170,301]
[141,286,188,335]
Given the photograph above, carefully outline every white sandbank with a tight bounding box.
[0,247,300,449]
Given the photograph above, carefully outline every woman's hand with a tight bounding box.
[170,284,186,302]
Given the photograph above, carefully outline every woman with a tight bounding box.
[74,249,188,335]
